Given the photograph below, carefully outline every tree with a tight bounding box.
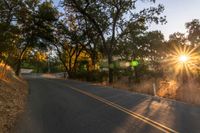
[82,22,102,71]
[0,0,22,24]
[63,0,166,83]
[185,19,200,76]
[53,19,85,78]
[0,0,22,76]
[14,0,58,75]
[186,19,200,47]
[144,31,165,59]
[0,23,19,62]
[116,19,165,82]
[115,19,148,60]
[0,0,20,60]
[168,32,187,46]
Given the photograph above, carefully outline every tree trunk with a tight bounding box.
[91,53,96,71]
[108,53,113,83]
[67,71,73,78]
[63,68,68,78]
[92,60,96,71]
[134,66,140,83]
[36,61,40,73]
[15,47,27,76]
[15,59,22,76]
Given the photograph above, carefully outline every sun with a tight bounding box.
[178,55,189,63]
[165,45,200,76]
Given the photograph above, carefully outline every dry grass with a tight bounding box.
[156,79,200,105]
[99,76,200,105]
[0,63,28,133]
[176,80,200,105]
[0,63,14,80]
[157,80,178,99]
[110,77,155,95]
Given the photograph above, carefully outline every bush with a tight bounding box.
[70,70,108,82]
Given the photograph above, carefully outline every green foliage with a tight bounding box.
[78,60,88,72]
[17,1,58,50]
[0,23,19,53]
[0,0,59,75]
[63,0,166,83]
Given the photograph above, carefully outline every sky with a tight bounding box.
[138,0,200,39]
[53,0,200,40]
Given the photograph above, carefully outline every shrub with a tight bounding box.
[70,70,108,82]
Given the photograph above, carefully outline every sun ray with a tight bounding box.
[163,44,200,77]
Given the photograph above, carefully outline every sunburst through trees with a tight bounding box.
[167,45,200,77]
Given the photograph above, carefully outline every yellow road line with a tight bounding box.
[64,84,178,133]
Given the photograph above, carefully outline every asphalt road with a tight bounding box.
[15,77,200,133]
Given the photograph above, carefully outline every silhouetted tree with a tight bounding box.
[63,0,166,83]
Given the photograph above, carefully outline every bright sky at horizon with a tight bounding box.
[53,0,200,40]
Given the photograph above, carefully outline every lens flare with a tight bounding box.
[165,45,200,76]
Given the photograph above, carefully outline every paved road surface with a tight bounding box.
[15,77,200,133]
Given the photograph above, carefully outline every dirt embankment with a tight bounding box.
[0,64,28,133]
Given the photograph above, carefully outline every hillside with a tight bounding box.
[0,63,28,133]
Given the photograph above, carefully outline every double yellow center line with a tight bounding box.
[64,84,178,133]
